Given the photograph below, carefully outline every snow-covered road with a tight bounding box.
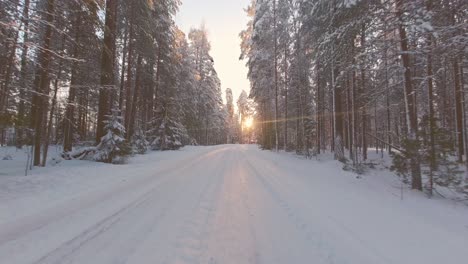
[1,145,467,264]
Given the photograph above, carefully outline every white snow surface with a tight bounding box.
[0,145,467,264]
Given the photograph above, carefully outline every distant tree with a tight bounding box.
[226,88,235,143]
[188,26,226,145]
[131,128,149,155]
[149,106,188,151]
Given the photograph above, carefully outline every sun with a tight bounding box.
[244,117,254,129]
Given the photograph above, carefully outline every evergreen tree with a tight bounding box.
[131,128,149,155]
[148,106,188,151]
[94,109,131,164]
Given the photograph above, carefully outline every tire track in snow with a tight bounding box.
[198,147,261,264]
[33,181,169,264]
[0,147,230,264]
[245,152,393,264]
[244,159,337,264]
[167,149,232,264]
[233,149,261,264]
[0,146,230,249]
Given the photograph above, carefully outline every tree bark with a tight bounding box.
[42,51,64,166]
[124,12,135,130]
[96,0,117,143]
[360,24,368,161]
[31,0,55,166]
[273,0,279,152]
[0,16,21,114]
[384,42,392,154]
[454,58,464,162]
[119,26,129,111]
[16,0,30,148]
[63,12,82,152]
[127,54,142,140]
[396,0,422,190]
[316,62,321,154]
[347,72,354,163]
[426,0,436,197]
[284,45,288,151]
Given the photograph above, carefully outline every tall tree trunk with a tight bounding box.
[125,4,135,131]
[454,58,464,162]
[77,86,88,140]
[16,0,30,148]
[284,45,288,151]
[0,17,21,114]
[396,0,422,190]
[360,25,368,161]
[31,0,55,166]
[154,47,161,117]
[96,0,117,143]
[352,68,358,164]
[145,59,155,130]
[384,43,392,154]
[462,61,468,183]
[426,0,436,197]
[42,52,64,166]
[273,0,279,152]
[316,62,321,154]
[1,0,22,146]
[205,114,209,145]
[127,54,142,140]
[347,72,354,163]
[332,46,344,161]
[334,76,344,161]
[63,12,82,152]
[119,26,129,111]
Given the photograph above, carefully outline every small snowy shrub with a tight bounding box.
[62,146,97,160]
[391,138,419,184]
[392,122,465,195]
[49,156,62,166]
[189,138,198,146]
[94,109,131,164]
[343,163,367,176]
[131,128,149,154]
[148,106,188,151]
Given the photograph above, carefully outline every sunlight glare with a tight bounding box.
[244,117,254,129]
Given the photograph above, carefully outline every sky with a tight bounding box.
[175,0,251,105]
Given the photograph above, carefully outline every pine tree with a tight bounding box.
[94,109,131,164]
[188,26,227,145]
[148,106,188,151]
[226,88,235,144]
[131,128,149,155]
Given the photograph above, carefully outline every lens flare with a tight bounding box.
[244,117,254,128]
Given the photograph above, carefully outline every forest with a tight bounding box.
[240,0,468,196]
[1,0,467,197]
[0,0,254,165]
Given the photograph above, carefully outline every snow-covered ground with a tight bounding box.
[0,145,467,264]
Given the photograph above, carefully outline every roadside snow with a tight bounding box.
[0,146,204,223]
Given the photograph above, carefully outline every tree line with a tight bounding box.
[240,0,467,196]
[0,0,248,165]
